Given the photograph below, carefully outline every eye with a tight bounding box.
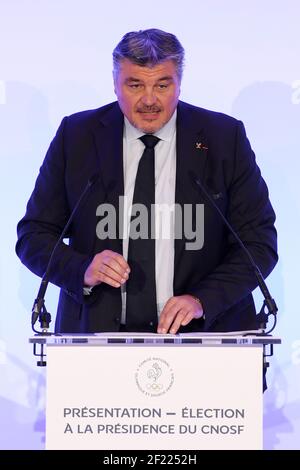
[157,84,168,90]
[128,84,142,89]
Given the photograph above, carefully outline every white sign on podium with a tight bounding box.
[30,333,280,450]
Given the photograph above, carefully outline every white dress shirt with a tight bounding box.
[121,111,177,324]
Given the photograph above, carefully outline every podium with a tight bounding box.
[30,333,280,450]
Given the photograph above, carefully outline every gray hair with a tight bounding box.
[113,28,185,80]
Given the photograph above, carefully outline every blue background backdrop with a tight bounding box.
[0,0,299,449]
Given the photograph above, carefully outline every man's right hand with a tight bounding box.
[84,250,130,288]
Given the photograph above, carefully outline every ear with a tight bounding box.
[175,75,181,99]
[113,70,121,97]
[112,71,117,95]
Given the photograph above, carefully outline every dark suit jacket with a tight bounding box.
[16,101,278,333]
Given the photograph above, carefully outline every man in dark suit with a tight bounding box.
[16,29,278,334]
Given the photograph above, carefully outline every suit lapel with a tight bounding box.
[92,103,124,252]
[174,101,209,272]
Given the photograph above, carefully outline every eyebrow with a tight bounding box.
[125,78,141,83]
[157,76,173,82]
[125,76,173,83]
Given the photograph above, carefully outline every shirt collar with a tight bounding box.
[124,108,177,143]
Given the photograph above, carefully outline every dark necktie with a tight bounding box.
[125,134,160,332]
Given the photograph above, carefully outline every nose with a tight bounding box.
[141,87,157,106]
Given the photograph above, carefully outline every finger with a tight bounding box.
[103,255,130,279]
[99,263,127,285]
[159,297,178,320]
[180,311,195,327]
[95,271,121,288]
[105,251,130,273]
[159,296,187,324]
[169,309,189,334]
[95,251,130,275]
[158,303,182,334]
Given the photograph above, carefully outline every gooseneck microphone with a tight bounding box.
[31,172,100,335]
[189,171,278,334]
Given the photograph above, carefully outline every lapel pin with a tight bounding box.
[196,142,208,150]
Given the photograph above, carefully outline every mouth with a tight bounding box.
[137,110,161,120]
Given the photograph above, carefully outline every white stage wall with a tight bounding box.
[0,0,299,449]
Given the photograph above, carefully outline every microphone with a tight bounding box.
[31,172,101,335]
[189,171,278,334]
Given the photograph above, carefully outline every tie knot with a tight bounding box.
[140,134,160,149]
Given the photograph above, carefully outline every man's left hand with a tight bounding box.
[157,295,204,334]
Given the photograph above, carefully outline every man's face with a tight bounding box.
[114,59,181,134]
